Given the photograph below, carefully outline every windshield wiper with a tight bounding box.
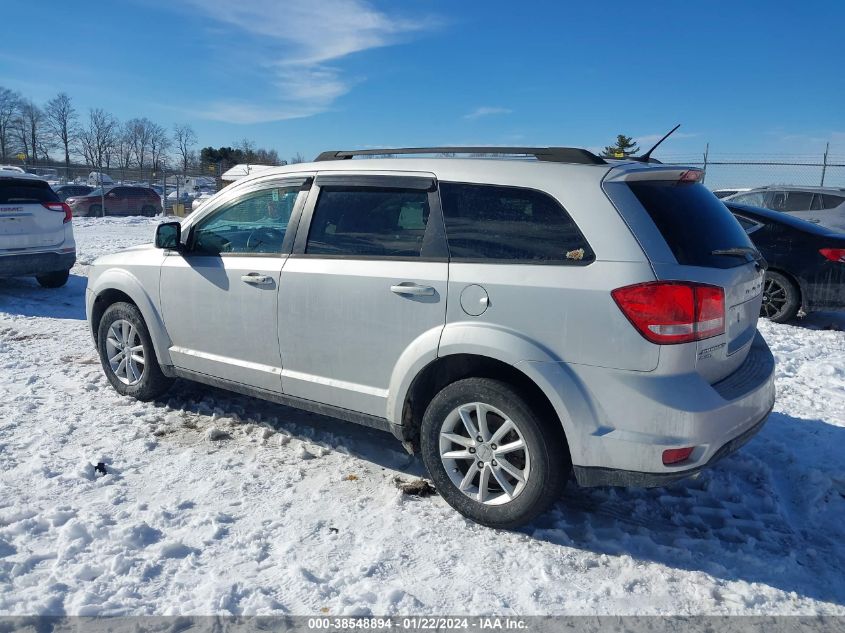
[712,246,767,270]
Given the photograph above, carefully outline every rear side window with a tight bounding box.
[439,182,593,263]
[628,181,754,269]
[306,187,430,257]
[0,178,59,204]
[822,194,845,209]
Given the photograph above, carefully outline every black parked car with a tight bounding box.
[53,184,93,202]
[726,202,845,322]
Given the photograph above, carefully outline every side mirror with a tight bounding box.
[155,222,182,250]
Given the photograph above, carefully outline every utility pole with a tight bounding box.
[702,143,709,184]
[820,142,829,187]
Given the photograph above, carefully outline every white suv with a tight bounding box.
[86,147,775,528]
[0,171,76,287]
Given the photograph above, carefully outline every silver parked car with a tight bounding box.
[1,171,76,287]
[85,147,775,528]
[725,186,845,232]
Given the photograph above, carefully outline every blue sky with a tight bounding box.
[1,0,843,162]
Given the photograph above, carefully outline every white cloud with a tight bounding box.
[178,0,438,123]
[463,107,513,120]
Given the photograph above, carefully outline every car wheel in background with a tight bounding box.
[420,377,569,529]
[89,204,102,217]
[761,270,800,323]
[96,302,173,400]
[141,205,156,217]
[35,269,70,288]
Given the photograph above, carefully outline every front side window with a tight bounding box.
[305,187,430,257]
[191,186,299,255]
[439,182,593,263]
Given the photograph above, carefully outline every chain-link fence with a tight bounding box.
[8,161,223,216]
[658,152,845,191]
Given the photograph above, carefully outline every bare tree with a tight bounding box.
[44,93,78,179]
[173,123,197,174]
[78,108,118,171]
[0,87,21,161]
[13,100,50,164]
[115,121,135,177]
[290,152,306,164]
[126,117,153,169]
[149,123,170,173]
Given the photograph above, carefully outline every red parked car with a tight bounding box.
[66,186,162,217]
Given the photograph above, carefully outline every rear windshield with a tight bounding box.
[628,181,754,269]
[0,178,60,204]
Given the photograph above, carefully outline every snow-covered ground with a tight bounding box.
[0,217,844,616]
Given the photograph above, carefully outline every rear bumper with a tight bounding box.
[542,331,776,487]
[0,250,76,277]
[573,402,772,487]
[804,266,845,311]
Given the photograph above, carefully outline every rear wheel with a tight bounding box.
[760,271,800,323]
[35,269,70,288]
[420,378,569,529]
[97,302,173,400]
[141,205,156,217]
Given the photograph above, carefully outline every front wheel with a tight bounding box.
[420,378,569,529]
[97,302,173,400]
[760,271,800,323]
[36,269,70,288]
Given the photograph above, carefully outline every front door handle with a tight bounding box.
[390,283,435,296]
[241,273,273,285]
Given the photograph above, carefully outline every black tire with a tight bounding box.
[35,269,70,288]
[89,204,102,217]
[141,205,156,217]
[420,377,569,529]
[96,302,173,400]
[761,270,800,323]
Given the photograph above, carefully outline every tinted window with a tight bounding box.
[781,191,814,211]
[306,187,430,257]
[0,178,59,203]
[439,183,593,263]
[628,181,754,269]
[822,194,845,209]
[730,192,766,207]
[192,186,298,255]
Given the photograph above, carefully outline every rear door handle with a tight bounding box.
[241,273,273,285]
[390,283,435,296]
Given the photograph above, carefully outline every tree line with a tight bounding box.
[0,86,293,177]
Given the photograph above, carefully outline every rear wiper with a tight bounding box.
[712,247,767,270]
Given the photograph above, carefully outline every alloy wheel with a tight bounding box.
[761,277,788,319]
[439,402,531,505]
[105,319,145,385]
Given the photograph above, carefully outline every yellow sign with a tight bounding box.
[15,153,26,161]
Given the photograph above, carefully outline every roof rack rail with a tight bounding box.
[314,146,607,165]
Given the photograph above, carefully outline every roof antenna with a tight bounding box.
[639,124,681,162]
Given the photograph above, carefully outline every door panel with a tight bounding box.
[279,258,447,416]
[278,173,448,418]
[160,254,285,391]
[158,183,305,392]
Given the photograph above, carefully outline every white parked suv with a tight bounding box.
[86,147,776,528]
[0,171,76,287]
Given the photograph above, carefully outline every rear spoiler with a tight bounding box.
[603,165,704,183]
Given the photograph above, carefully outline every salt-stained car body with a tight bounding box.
[86,147,775,528]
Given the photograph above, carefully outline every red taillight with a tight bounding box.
[611,281,725,345]
[662,447,694,465]
[42,201,72,224]
[819,248,845,263]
